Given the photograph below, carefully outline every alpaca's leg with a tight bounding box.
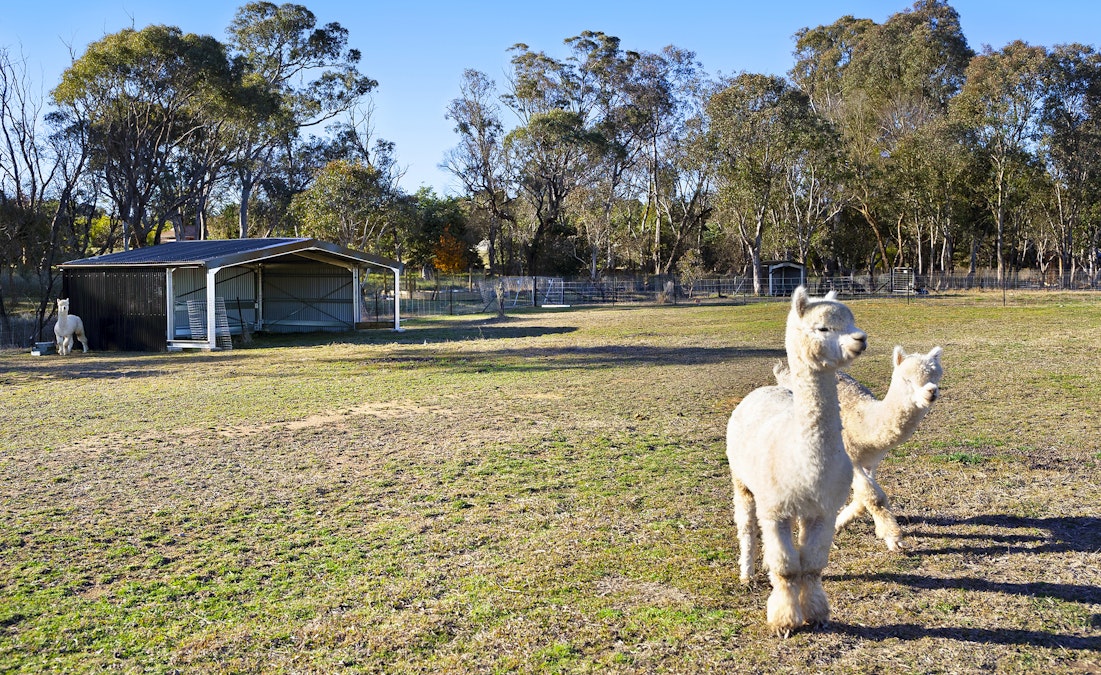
[76,330,89,353]
[731,478,759,583]
[760,517,803,636]
[861,468,903,551]
[796,517,833,627]
[835,469,868,532]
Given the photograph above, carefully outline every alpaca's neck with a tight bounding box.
[788,364,844,449]
[58,307,69,321]
[873,377,931,437]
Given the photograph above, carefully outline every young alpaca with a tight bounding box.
[775,346,943,551]
[53,298,89,355]
[727,287,867,636]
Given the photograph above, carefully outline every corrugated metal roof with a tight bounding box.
[60,238,402,271]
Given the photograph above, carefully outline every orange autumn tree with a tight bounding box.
[433,225,473,274]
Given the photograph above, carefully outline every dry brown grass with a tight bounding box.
[0,291,1099,673]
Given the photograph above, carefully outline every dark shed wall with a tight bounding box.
[63,269,167,351]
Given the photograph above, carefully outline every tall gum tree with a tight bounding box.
[793,0,972,276]
[502,42,603,277]
[708,74,821,294]
[1038,43,1101,282]
[52,25,238,248]
[443,69,514,275]
[951,40,1048,281]
[226,1,376,238]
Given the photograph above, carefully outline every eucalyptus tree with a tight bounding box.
[0,47,84,342]
[792,0,972,274]
[443,69,514,275]
[1038,43,1101,282]
[52,25,239,248]
[563,31,642,278]
[288,158,387,248]
[776,113,843,270]
[225,1,376,238]
[502,42,604,276]
[951,40,1049,281]
[630,46,714,275]
[1,47,58,273]
[790,15,874,120]
[707,74,821,294]
[888,117,979,275]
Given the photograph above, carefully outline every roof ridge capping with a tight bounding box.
[59,238,402,272]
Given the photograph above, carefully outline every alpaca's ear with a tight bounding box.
[824,290,838,301]
[928,346,943,363]
[792,286,809,316]
[893,345,906,366]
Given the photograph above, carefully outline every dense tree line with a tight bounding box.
[3,0,1101,340]
[447,1,1101,290]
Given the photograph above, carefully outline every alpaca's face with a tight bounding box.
[57,298,69,313]
[787,288,867,371]
[893,346,944,409]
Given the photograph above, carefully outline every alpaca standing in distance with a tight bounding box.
[726,287,867,636]
[833,346,943,550]
[53,298,89,355]
[774,345,943,551]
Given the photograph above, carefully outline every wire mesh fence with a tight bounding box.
[374,269,1101,320]
[4,268,1100,347]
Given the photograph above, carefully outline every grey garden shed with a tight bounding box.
[59,238,403,352]
[763,260,807,296]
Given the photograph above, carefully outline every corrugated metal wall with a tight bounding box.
[262,261,355,332]
[62,269,167,351]
[62,258,359,351]
[171,267,258,337]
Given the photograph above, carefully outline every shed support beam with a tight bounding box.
[393,267,403,331]
[166,268,175,342]
[206,266,220,350]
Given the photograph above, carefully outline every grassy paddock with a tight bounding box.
[1,291,1099,673]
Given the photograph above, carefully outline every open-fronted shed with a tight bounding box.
[59,238,403,352]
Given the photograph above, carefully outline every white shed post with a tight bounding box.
[353,266,362,325]
[206,266,219,350]
[393,266,402,331]
[165,268,175,342]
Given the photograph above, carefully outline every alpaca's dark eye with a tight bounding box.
[817,326,829,333]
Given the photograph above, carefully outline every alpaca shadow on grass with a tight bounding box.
[831,514,1101,651]
[823,622,1101,651]
[838,514,1101,603]
[902,514,1101,557]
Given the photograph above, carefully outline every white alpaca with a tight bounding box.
[777,346,944,551]
[53,298,89,355]
[726,287,867,636]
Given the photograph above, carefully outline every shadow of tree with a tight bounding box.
[322,344,788,373]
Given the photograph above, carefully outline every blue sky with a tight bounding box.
[3,1,1100,196]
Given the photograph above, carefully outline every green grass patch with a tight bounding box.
[1,294,1100,672]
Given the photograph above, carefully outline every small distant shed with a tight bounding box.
[59,238,403,352]
[763,260,806,296]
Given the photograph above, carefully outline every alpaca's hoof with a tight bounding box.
[770,623,796,639]
[800,581,830,627]
[767,591,804,637]
[884,537,905,552]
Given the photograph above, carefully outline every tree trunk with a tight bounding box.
[239,172,254,239]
